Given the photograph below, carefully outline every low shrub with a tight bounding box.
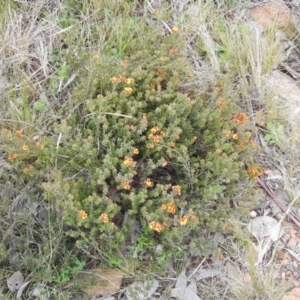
[39,30,259,263]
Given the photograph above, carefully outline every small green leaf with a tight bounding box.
[264,134,274,141]
[266,121,275,131]
[35,100,46,111]
[278,124,284,134]
[58,65,68,79]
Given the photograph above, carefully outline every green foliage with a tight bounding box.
[264,121,284,148]
[56,257,86,283]
[39,25,258,266]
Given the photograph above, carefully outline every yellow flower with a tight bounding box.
[151,126,159,134]
[161,200,176,214]
[248,166,263,180]
[79,210,88,220]
[153,135,160,143]
[22,145,29,151]
[192,136,197,142]
[110,77,118,84]
[93,53,99,59]
[180,215,188,225]
[149,221,164,232]
[100,213,109,223]
[172,185,181,196]
[16,129,23,139]
[175,135,180,140]
[233,112,247,124]
[160,130,166,136]
[215,149,222,155]
[144,178,152,187]
[172,27,180,33]
[125,78,135,84]
[169,142,175,147]
[7,153,18,161]
[156,69,163,75]
[133,148,139,154]
[148,143,155,149]
[121,180,131,190]
[217,100,226,108]
[124,156,134,167]
[124,87,133,94]
[232,134,239,140]
[170,48,178,55]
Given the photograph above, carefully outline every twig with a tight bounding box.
[257,177,300,228]
[187,258,206,279]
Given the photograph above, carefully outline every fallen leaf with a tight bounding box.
[175,270,188,289]
[171,269,202,299]
[247,216,283,241]
[78,268,123,297]
[126,279,159,300]
[188,279,197,294]
[171,287,202,300]
[250,0,291,29]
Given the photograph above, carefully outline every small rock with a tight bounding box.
[7,271,24,293]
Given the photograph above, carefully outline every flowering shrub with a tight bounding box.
[38,30,260,263]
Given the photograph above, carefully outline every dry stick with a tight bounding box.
[257,177,300,228]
